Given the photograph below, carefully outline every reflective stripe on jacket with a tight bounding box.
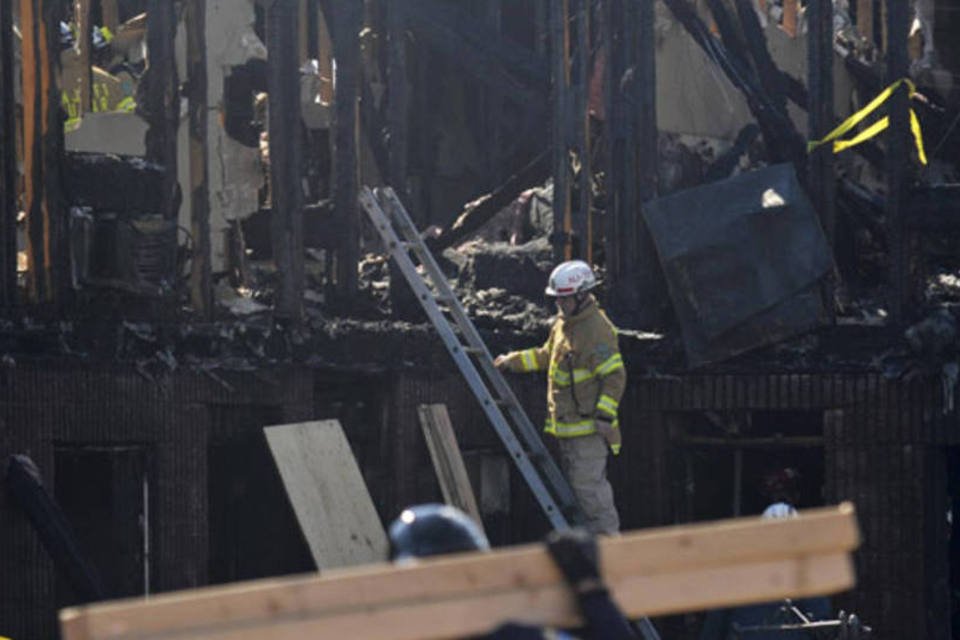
[500,296,626,439]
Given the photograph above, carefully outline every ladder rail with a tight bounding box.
[360,188,574,529]
[375,189,583,520]
[378,191,563,451]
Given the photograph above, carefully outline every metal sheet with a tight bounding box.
[643,164,831,365]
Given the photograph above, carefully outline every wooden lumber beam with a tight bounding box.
[428,149,550,252]
[60,504,860,640]
[267,0,305,319]
[0,0,17,306]
[264,420,388,569]
[417,404,484,531]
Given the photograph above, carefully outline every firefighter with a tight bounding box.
[494,260,625,535]
[387,504,638,639]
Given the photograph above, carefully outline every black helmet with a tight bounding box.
[388,503,489,561]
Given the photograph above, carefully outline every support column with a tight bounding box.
[185,0,212,316]
[267,0,305,320]
[885,0,912,323]
[808,0,836,321]
[550,0,572,262]
[20,0,67,306]
[144,0,180,222]
[74,0,92,113]
[574,0,590,261]
[0,0,17,307]
[330,0,362,298]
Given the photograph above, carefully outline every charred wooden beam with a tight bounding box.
[143,0,180,222]
[428,149,550,252]
[185,0,212,316]
[574,0,590,260]
[662,0,805,169]
[386,0,407,204]
[808,0,836,320]
[733,0,787,115]
[329,0,362,297]
[0,0,17,306]
[885,0,913,322]
[21,0,67,305]
[550,0,572,262]
[267,0,305,320]
[75,0,92,112]
[100,0,120,33]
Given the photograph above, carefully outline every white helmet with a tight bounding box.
[545,260,597,297]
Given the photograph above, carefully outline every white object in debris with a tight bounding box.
[762,188,787,208]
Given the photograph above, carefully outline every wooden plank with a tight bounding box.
[417,404,484,530]
[60,504,860,640]
[264,420,388,569]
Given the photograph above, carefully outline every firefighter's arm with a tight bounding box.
[494,326,555,373]
[589,335,626,454]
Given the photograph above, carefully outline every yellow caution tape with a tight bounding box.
[807,77,927,165]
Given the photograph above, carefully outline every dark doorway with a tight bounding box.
[53,445,148,607]
[673,410,825,523]
[207,405,313,584]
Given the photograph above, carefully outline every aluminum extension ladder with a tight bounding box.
[360,187,662,640]
[359,186,585,530]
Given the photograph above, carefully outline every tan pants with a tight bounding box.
[556,434,620,534]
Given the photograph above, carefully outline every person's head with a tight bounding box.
[387,503,489,562]
[761,467,801,506]
[545,260,597,317]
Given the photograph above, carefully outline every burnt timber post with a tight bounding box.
[20,0,67,306]
[574,0,590,262]
[185,0,212,317]
[0,0,17,307]
[144,0,180,222]
[329,0,362,298]
[550,0,572,263]
[884,0,912,323]
[603,0,631,288]
[267,0,305,320]
[807,0,836,320]
[604,0,659,323]
[74,0,92,112]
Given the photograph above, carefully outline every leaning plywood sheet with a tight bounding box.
[60,504,860,640]
[417,404,484,531]
[263,420,387,569]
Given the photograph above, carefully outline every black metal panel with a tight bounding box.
[643,164,831,366]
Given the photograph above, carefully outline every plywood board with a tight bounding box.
[263,420,387,570]
[61,504,860,640]
[417,404,484,530]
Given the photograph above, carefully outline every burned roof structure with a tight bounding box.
[1,0,960,638]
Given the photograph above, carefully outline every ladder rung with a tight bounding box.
[463,346,484,355]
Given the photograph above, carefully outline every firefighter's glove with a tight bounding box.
[546,528,605,595]
[595,419,622,456]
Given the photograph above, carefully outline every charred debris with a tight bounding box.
[0,1,958,384]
